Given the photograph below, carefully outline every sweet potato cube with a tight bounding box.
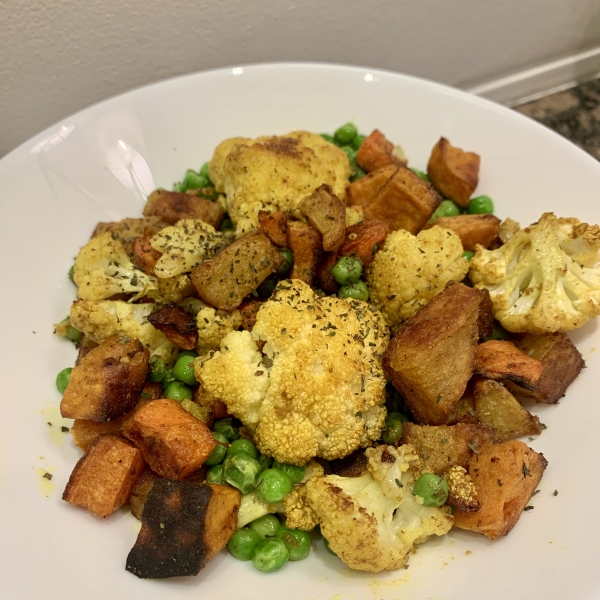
[123,399,217,479]
[345,165,397,207]
[362,165,441,234]
[316,252,340,295]
[143,189,224,228]
[477,290,494,340]
[427,138,480,207]
[400,423,495,474]
[356,130,401,173]
[147,303,198,350]
[473,378,541,443]
[63,434,145,518]
[126,480,240,578]
[190,230,283,311]
[129,468,160,520]
[383,282,488,425]
[423,214,501,251]
[239,299,263,331]
[454,440,548,539]
[258,210,292,247]
[131,236,162,275]
[61,335,149,422]
[287,221,323,286]
[91,217,168,257]
[338,219,389,268]
[298,184,346,252]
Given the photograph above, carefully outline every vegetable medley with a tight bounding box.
[55,122,599,579]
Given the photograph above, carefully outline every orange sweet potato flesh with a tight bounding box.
[131,237,162,275]
[258,211,292,247]
[346,165,397,207]
[147,303,198,350]
[144,190,224,228]
[356,130,402,173]
[423,214,501,251]
[338,220,389,268]
[298,184,346,252]
[287,221,323,286]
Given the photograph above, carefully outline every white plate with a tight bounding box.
[1,62,599,600]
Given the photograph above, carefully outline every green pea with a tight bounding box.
[323,537,337,556]
[410,168,431,183]
[223,454,261,494]
[227,438,258,459]
[252,538,289,572]
[213,418,240,442]
[277,526,311,561]
[257,454,273,473]
[339,145,358,164]
[68,265,75,283]
[483,323,510,342]
[382,411,408,445]
[334,123,358,145]
[331,256,362,285]
[467,195,494,215]
[256,469,293,504]
[182,169,210,191]
[228,528,262,561]
[219,216,234,232]
[276,248,294,276]
[413,473,448,507]
[320,133,335,144]
[462,250,474,261]
[148,358,166,382]
[338,281,369,301]
[272,461,306,485]
[200,162,210,178]
[164,381,193,402]
[206,464,224,484]
[352,134,366,151]
[56,368,73,394]
[350,168,366,182]
[205,432,230,466]
[249,514,281,538]
[430,200,461,221]
[172,353,197,386]
[65,326,83,343]
[257,275,278,298]
[160,369,176,391]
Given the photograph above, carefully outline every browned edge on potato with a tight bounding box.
[423,214,501,251]
[143,189,224,228]
[298,184,346,252]
[258,210,292,247]
[356,130,402,173]
[338,219,389,268]
[287,221,323,286]
[147,303,198,350]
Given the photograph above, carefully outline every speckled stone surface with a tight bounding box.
[515,77,600,160]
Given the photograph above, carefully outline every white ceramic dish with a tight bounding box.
[1,63,600,600]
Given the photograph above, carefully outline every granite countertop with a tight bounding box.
[515,77,600,160]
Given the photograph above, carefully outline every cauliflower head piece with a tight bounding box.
[209,132,351,235]
[74,232,158,301]
[305,445,453,572]
[196,279,389,465]
[367,226,469,329]
[470,212,600,333]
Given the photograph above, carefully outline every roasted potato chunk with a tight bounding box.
[123,399,217,480]
[61,335,149,422]
[131,236,162,275]
[356,130,401,173]
[239,299,263,331]
[126,480,240,578]
[423,214,501,251]
[316,252,339,294]
[71,416,129,452]
[63,434,145,518]
[346,165,397,207]
[191,230,284,311]
[338,219,389,268]
[427,138,480,207]
[453,440,548,539]
[287,221,323,286]
[476,290,494,340]
[298,184,346,252]
[400,423,495,474]
[129,468,160,520]
[147,302,198,350]
[258,210,292,247]
[143,190,224,228]
[383,282,488,425]
[91,217,168,257]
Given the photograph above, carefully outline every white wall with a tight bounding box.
[1,0,600,157]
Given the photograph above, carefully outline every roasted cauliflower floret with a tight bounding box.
[210,131,351,235]
[367,226,469,329]
[470,212,600,333]
[305,445,453,572]
[196,304,242,354]
[73,232,158,301]
[445,465,479,512]
[283,486,318,531]
[196,279,389,465]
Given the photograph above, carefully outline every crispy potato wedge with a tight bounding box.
[61,335,149,422]
[298,184,346,252]
[329,449,369,478]
[338,219,389,268]
[239,299,263,332]
[191,230,283,311]
[147,303,198,350]
[345,165,397,207]
[423,214,501,251]
[63,434,145,518]
[454,440,548,539]
[131,236,162,275]
[473,378,541,443]
[143,190,224,228]
[287,221,323,286]
[258,210,293,247]
[383,282,489,425]
[356,130,401,173]
[400,423,495,474]
[316,252,340,295]
[427,138,480,207]
[123,399,217,480]
[126,480,240,578]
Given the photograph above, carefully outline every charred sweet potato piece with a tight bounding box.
[362,166,441,234]
[454,440,548,539]
[147,303,198,350]
[239,299,263,331]
[191,230,283,311]
[316,252,339,294]
[472,378,541,443]
[346,165,397,207]
[383,282,489,425]
[338,219,389,268]
[475,340,543,391]
[427,138,480,207]
[506,333,585,403]
[61,335,149,422]
[400,423,495,474]
[143,190,224,228]
[126,480,240,578]
[258,211,292,247]
[63,434,145,518]
[287,221,323,286]
[298,184,346,252]
[131,237,162,275]
[329,450,369,478]
[123,399,217,480]
[356,130,401,173]
[423,214,501,251]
